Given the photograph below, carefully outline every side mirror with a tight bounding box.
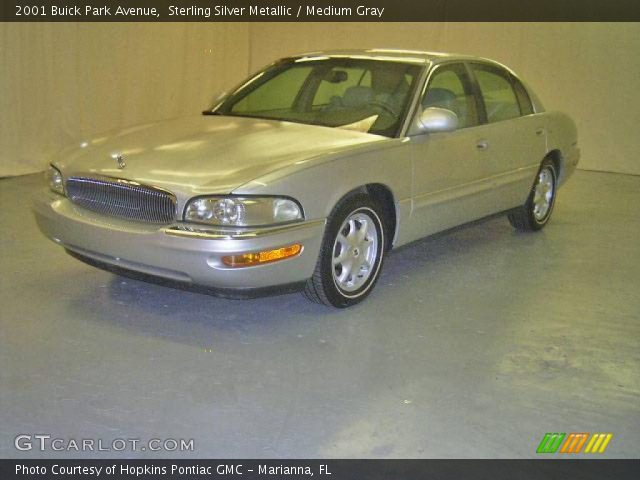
[410,107,458,135]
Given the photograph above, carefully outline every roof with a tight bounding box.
[287,48,521,82]
[290,48,493,65]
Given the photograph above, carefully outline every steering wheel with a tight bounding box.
[367,99,398,117]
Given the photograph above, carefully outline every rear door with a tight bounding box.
[467,62,547,211]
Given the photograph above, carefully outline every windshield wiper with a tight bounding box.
[202,110,222,116]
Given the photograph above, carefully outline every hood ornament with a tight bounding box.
[111,153,126,169]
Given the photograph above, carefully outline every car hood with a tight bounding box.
[56,115,386,195]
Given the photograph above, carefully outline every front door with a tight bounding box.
[407,62,495,241]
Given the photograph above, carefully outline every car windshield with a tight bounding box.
[214,58,423,137]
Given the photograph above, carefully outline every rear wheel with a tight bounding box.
[303,193,385,307]
[508,158,557,232]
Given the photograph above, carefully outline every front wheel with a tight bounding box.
[303,193,386,307]
[508,158,557,232]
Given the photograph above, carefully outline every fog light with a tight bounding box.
[222,244,302,267]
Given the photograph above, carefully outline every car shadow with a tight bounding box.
[67,212,544,348]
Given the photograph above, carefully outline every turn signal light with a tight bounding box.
[222,244,302,268]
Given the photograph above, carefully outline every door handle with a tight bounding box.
[535,128,545,136]
[476,140,489,151]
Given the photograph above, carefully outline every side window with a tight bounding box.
[422,64,479,128]
[312,67,371,107]
[471,64,521,123]
[512,77,534,115]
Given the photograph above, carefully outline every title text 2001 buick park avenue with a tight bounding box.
[33,49,579,307]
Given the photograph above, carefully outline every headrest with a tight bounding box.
[342,86,375,108]
[423,88,457,108]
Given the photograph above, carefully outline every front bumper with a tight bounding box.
[33,190,325,290]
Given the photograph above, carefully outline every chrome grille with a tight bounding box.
[66,177,176,224]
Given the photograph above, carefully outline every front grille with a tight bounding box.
[66,177,176,224]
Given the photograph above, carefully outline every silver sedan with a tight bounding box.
[33,49,579,307]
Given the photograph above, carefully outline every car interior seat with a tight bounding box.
[341,86,375,108]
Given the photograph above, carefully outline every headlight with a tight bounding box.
[184,196,303,227]
[46,165,64,195]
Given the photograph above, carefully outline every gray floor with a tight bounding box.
[1,171,638,459]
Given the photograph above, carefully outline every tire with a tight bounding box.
[303,193,386,307]
[508,158,557,232]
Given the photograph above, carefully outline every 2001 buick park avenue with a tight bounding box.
[33,49,579,307]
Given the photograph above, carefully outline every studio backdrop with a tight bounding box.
[1,22,639,177]
[0,22,249,176]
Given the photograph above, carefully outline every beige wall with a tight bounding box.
[1,23,249,176]
[250,23,640,175]
[2,23,639,176]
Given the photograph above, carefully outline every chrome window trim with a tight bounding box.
[403,58,544,135]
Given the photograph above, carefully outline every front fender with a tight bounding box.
[232,139,413,233]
